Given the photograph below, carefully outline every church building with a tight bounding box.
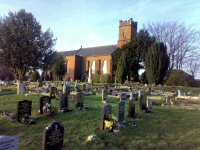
[59,18,137,80]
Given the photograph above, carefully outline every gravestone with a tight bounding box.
[17,100,32,122]
[100,104,112,130]
[66,86,71,95]
[83,84,86,92]
[165,96,171,105]
[76,93,84,108]
[50,87,58,98]
[60,94,72,112]
[140,92,147,111]
[178,90,182,97]
[40,96,51,115]
[128,92,136,118]
[62,84,66,94]
[118,101,126,124]
[43,121,64,150]
[0,136,19,150]
[120,93,127,101]
[102,88,108,102]
[146,98,152,111]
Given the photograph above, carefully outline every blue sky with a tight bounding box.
[0,0,200,51]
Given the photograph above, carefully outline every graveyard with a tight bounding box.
[1,83,200,150]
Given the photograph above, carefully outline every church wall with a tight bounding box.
[85,55,112,75]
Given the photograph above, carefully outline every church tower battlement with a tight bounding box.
[118,18,137,48]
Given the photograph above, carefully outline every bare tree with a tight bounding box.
[145,21,200,70]
[185,53,200,78]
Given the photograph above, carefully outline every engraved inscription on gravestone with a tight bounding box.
[0,136,19,150]
[43,121,64,150]
[17,100,32,122]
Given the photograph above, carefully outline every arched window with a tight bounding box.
[103,59,108,74]
[91,60,96,74]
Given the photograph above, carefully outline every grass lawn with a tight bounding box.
[0,86,200,150]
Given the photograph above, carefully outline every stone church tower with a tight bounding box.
[118,18,137,48]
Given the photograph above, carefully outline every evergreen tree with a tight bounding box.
[116,29,155,82]
[145,42,169,84]
[116,52,128,83]
[52,55,66,81]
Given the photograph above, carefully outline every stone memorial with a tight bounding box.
[60,94,72,112]
[40,96,52,115]
[17,100,32,122]
[120,93,127,101]
[50,87,58,98]
[76,93,84,108]
[100,104,112,130]
[118,101,126,124]
[102,88,108,102]
[146,98,152,111]
[83,84,86,92]
[178,90,182,97]
[128,92,136,118]
[140,92,147,112]
[165,96,172,105]
[0,136,19,150]
[43,121,64,150]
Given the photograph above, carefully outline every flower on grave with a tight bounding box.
[43,103,52,113]
[104,120,113,131]
[86,133,96,142]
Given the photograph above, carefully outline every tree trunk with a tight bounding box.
[17,80,24,95]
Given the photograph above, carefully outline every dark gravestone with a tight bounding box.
[118,101,126,124]
[60,94,72,112]
[17,100,32,122]
[128,99,135,118]
[66,86,70,95]
[83,84,86,92]
[40,96,51,115]
[120,93,127,101]
[50,87,58,98]
[100,105,112,130]
[140,92,147,111]
[76,93,84,108]
[43,121,64,150]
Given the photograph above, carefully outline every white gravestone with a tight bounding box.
[178,90,182,97]
[146,98,152,110]
[0,136,19,150]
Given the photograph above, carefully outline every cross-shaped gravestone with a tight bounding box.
[40,96,51,115]
[43,121,64,150]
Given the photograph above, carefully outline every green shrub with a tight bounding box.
[92,74,100,83]
[31,71,40,81]
[100,74,112,83]
[165,69,199,87]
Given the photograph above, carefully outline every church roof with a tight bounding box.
[59,44,118,57]
[77,44,118,57]
[59,50,78,56]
